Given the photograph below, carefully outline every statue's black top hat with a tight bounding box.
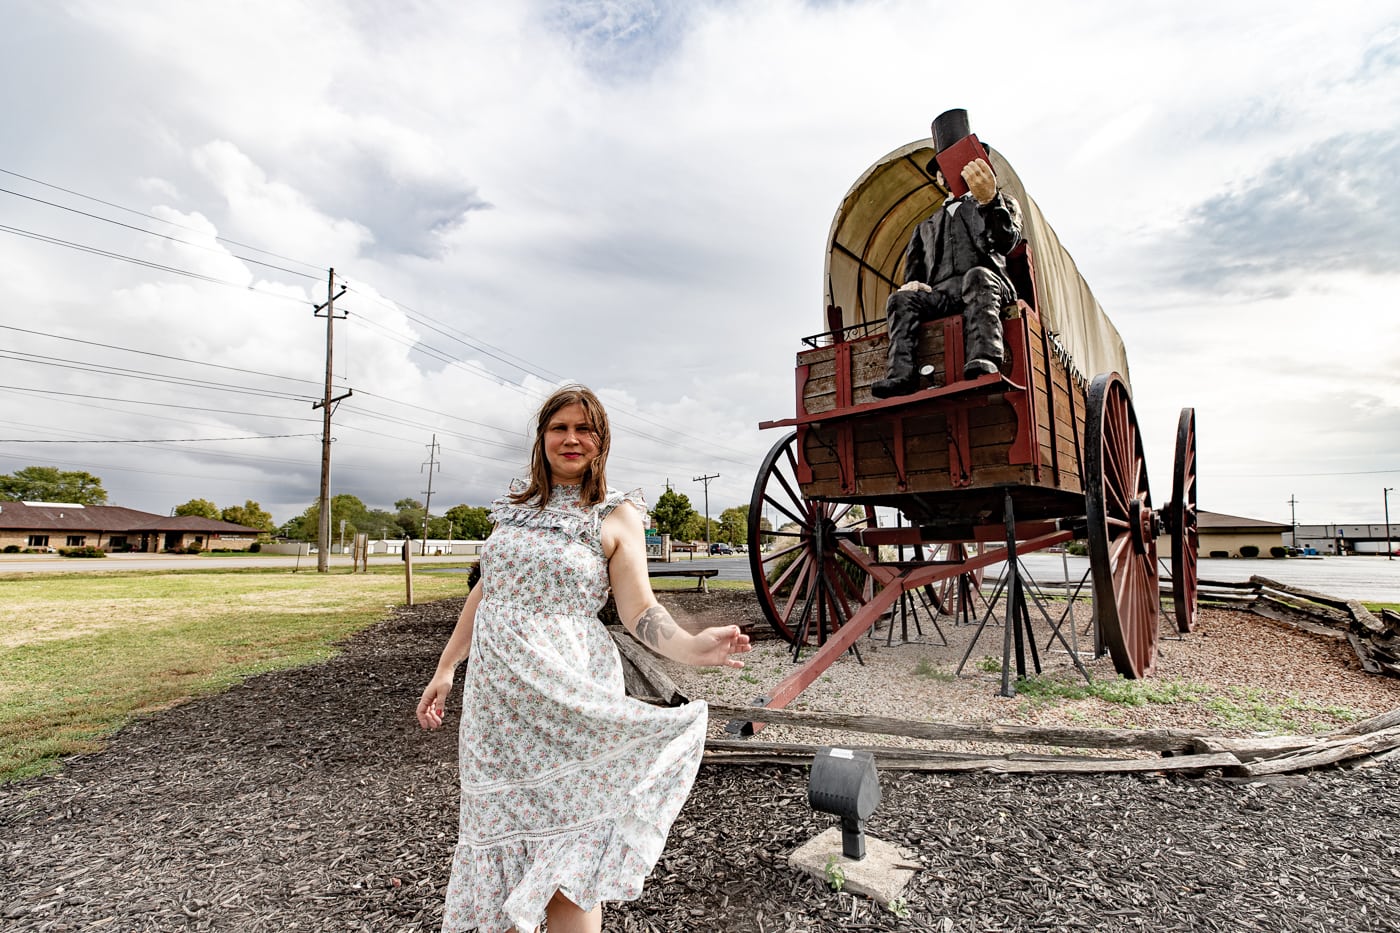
[931,109,972,153]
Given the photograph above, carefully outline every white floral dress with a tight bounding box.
[442,482,708,933]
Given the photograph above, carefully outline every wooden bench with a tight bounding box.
[648,568,719,593]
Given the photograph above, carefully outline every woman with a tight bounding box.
[417,384,750,933]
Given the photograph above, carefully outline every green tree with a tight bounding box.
[364,508,400,539]
[220,500,275,533]
[681,513,712,542]
[394,498,426,538]
[0,466,108,505]
[718,506,748,546]
[283,494,372,541]
[174,498,220,519]
[444,504,493,540]
[651,488,698,539]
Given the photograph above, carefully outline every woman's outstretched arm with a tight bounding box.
[604,502,750,668]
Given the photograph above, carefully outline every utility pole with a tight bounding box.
[421,434,441,556]
[1288,494,1299,549]
[313,268,350,573]
[1386,487,1394,561]
[694,473,719,552]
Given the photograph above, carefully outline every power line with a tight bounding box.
[0,166,329,275]
[0,224,310,305]
[0,323,323,389]
[0,350,323,403]
[0,170,757,466]
[0,433,319,443]
[342,294,759,462]
[0,384,322,423]
[0,186,320,280]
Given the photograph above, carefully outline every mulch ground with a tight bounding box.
[3,594,1400,932]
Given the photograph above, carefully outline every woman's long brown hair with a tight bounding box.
[509,384,611,509]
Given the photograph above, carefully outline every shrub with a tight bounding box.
[1240,545,1260,558]
[1270,546,1287,558]
[249,542,262,553]
[3,545,19,553]
[1066,540,1088,556]
[184,542,204,555]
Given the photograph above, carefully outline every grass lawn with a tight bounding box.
[0,566,472,783]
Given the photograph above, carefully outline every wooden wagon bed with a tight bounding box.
[762,300,1089,533]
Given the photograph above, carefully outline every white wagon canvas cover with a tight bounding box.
[822,141,1130,389]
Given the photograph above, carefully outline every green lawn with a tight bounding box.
[0,566,471,783]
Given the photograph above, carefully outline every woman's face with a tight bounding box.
[543,402,600,485]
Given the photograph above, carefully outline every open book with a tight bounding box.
[934,133,990,199]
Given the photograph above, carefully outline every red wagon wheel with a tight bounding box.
[1084,374,1160,678]
[747,431,876,645]
[1168,408,1199,632]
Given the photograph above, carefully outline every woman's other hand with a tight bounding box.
[688,624,752,669]
[416,672,454,729]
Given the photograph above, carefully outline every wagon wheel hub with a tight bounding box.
[1128,499,1155,555]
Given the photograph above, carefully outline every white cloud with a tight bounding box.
[0,0,1396,532]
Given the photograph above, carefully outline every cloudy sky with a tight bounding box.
[1,0,1397,534]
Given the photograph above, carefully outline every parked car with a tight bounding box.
[709,543,735,555]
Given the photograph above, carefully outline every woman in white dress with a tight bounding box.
[416,384,751,933]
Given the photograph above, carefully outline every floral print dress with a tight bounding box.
[441,482,708,933]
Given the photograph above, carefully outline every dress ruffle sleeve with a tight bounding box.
[487,479,595,540]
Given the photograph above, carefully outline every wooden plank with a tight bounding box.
[609,629,689,706]
[1242,725,1400,776]
[1347,599,1387,636]
[1348,632,1384,674]
[1250,595,1349,638]
[702,751,1242,775]
[705,738,1083,763]
[1187,735,1318,761]
[1248,575,1352,611]
[1200,577,1263,589]
[705,703,1202,752]
[1336,704,1400,736]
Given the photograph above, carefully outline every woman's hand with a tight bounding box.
[686,624,752,669]
[416,671,454,730]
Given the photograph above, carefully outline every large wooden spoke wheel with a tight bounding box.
[1167,408,1200,633]
[1084,374,1160,678]
[747,432,876,645]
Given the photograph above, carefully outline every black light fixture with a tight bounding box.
[808,747,881,860]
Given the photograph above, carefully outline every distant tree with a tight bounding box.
[682,514,712,543]
[0,466,108,505]
[364,508,400,539]
[283,494,371,541]
[220,500,275,533]
[444,504,493,540]
[394,498,427,538]
[756,515,775,548]
[652,488,698,539]
[718,506,748,546]
[174,498,220,519]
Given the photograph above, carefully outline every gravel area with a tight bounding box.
[2,591,1399,932]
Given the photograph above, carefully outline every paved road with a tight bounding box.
[666,553,1400,603]
[1011,552,1400,603]
[0,552,474,574]
[7,551,1398,604]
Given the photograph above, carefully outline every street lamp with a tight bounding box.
[1386,488,1394,561]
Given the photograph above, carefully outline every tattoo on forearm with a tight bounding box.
[633,605,678,650]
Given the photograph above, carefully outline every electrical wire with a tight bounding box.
[2,169,758,468]
[0,433,318,443]
[0,166,330,275]
[0,324,323,389]
[0,186,320,280]
[0,224,310,305]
